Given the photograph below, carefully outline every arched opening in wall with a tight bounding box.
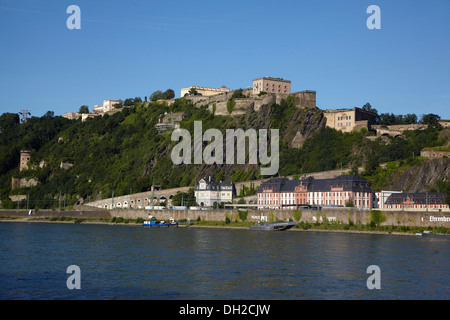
[169,195,174,199]
[184,93,189,97]
[200,202,204,207]
[104,204,108,209]
[123,201,128,207]
[117,202,122,208]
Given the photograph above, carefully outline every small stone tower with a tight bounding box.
[20,150,31,171]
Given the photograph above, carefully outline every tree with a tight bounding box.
[362,103,378,115]
[78,105,89,114]
[43,111,55,119]
[403,113,418,124]
[420,113,441,127]
[188,88,198,96]
[150,90,164,101]
[162,89,175,100]
[123,98,134,106]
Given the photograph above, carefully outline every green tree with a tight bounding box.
[78,105,89,113]
[362,103,378,114]
[150,90,164,101]
[420,113,441,127]
[369,210,386,226]
[162,89,175,100]
[188,88,198,96]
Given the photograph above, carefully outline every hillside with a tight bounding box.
[0,97,449,209]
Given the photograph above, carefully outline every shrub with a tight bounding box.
[370,210,386,226]
[293,209,302,222]
[226,99,235,114]
[238,209,248,222]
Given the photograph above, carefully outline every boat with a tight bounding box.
[415,230,450,237]
[143,219,178,227]
[249,221,297,231]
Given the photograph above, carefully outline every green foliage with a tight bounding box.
[345,200,354,207]
[78,105,89,114]
[226,99,235,114]
[150,89,175,101]
[230,89,246,100]
[293,209,302,222]
[171,188,197,206]
[369,210,386,226]
[238,209,248,222]
[436,180,450,205]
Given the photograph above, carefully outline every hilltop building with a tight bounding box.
[257,175,373,210]
[181,86,230,97]
[252,77,291,95]
[194,177,236,207]
[61,112,81,120]
[420,147,450,159]
[324,107,377,133]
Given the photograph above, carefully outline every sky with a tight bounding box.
[0,0,449,119]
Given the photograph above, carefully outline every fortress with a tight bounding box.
[183,76,317,116]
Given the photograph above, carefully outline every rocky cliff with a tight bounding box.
[383,158,449,192]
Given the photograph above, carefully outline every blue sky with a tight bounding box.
[0,0,449,119]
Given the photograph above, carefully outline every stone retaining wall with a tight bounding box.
[2,207,449,227]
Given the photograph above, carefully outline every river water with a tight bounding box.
[0,222,448,300]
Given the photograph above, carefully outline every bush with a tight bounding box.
[226,99,236,114]
[293,209,302,222]
[370,210,386,226]
[238,209,248,222]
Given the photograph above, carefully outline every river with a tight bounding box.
[0,222,448,300]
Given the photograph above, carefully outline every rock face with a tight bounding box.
[386,158,449,192]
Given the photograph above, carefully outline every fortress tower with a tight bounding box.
[20,150,31,171]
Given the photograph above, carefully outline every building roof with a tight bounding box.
[257,175,372,193]
[195,177,236,192]
[253,77,291,83]
[385,192,447,205]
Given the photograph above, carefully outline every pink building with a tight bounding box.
[257,175,373,210]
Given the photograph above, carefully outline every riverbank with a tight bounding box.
[2,216,447,237]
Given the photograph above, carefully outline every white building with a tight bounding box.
[373,191,403,209]
[194,177,236,207]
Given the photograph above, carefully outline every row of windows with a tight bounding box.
[338,115,351,120]
[337,122,352,127]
